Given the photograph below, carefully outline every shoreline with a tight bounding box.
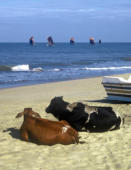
[0,73,131,170]
[0,74,106,90]
[0,72,131,91]
[0,75,97,91]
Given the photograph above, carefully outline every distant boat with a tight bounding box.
[99,40,102,44]
[89,37,95,44]
[29,36,34,45]
[47,36,54,46]
[70,37,75,45]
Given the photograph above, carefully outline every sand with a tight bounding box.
[0,74,131,170]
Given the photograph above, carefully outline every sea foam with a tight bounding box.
[11,65,30,71]
[83,66,131,71]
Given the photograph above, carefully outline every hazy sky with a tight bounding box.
[0,0,131,42]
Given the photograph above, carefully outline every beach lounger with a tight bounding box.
[102,75,131,102]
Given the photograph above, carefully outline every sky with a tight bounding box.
[0,0,131,42]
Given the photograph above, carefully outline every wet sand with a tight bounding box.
[0,74,131,170]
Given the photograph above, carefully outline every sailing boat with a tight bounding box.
[47,36,54,46]
[89,37,95,44]
[70,37,75,45]
[29,36,34,45]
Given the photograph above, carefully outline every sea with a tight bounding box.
[0,42,131,89]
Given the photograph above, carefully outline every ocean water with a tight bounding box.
[0,42,131,89]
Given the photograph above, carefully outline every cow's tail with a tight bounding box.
[120,114,131,126]
[115,111,126,129]
[115,110,122,122]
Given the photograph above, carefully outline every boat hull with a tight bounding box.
[102,76,131,102]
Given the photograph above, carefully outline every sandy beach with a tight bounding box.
[0,74,131,170]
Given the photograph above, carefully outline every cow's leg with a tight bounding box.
[20,129,29,142]
[57,133,77,145]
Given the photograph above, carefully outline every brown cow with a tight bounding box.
[16,108,79,145]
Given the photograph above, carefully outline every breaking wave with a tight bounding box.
[83,66,131,71]
[12,65,30,71]
[1,64,131,72]
[0,65,43,72]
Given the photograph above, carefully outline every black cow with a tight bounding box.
[45,96,122,132]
